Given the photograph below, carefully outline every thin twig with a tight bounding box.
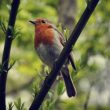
[29,0,99,110]
[83,78,99,110]
[0,0,20,110]
[83,84,93,110]
[8,60,16,71]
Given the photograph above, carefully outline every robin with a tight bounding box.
[30,18,76,97]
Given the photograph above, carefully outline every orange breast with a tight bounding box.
[34,25,54,48]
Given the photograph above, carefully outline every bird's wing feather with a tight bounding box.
[53,26,77,71]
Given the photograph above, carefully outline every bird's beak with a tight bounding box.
[29,20,36,25]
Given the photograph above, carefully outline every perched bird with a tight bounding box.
[29,18,76,97]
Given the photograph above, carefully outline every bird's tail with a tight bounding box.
[61,67,76,97]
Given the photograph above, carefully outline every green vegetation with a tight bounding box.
[0,0,110,110]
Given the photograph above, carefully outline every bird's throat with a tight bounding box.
[34,26,54,48]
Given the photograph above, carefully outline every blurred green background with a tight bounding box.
[0,0,110,110]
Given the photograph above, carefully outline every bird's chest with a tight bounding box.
[34,27,63,67]
[34,28,53,47]
[36,43,61,67]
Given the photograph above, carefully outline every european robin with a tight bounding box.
[30,18,76,97]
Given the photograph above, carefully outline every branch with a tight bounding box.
[83,82,94,110]
[29,0,99,110]
[0,0,20,110]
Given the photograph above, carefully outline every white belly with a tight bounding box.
[36,43,63,68]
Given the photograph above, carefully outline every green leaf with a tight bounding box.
[8,102,14,110]
[32,84,40,97]
[57,81,64,95]
[85,0,91,5]
[14,98,26,110]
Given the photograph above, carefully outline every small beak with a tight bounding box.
[29,20,36,25]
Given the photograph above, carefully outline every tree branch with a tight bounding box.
[0,0,20,110]
[29,0,99,110]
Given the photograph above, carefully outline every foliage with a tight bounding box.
[0,0,110,110]
[7,98,27,110]
[8,102,14,110]
[14,98,27,110]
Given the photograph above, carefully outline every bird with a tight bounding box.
[29,18,77,97]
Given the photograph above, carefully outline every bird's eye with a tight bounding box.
[41,20,46,23]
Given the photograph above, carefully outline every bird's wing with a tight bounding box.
[52,27,66,46]
[53,27,77,71]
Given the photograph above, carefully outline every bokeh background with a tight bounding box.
[0,0,110,110]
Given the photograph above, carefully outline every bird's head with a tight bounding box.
[29,18,53,28]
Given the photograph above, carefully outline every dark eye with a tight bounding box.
[41,20,46,23]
